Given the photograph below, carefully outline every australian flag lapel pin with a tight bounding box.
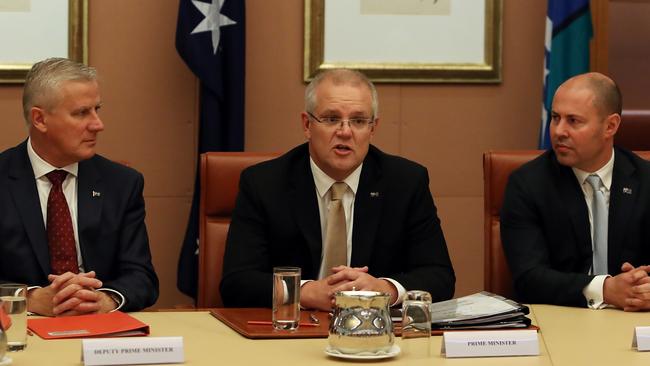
[370,191,380,198]
[623,187,632,195]
[92,190,101,198]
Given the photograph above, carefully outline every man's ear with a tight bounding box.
[30,107,48,133]
[369,117,379,136]
[301,112,311,140]
[604,113,621,139]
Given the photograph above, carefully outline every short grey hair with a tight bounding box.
[305,69,378,117]
[22,57,97,123]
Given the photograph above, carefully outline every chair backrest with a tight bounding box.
[483,149,650,299]
[615,110,650,150]
[198,151,279,308]
[483,150,543,298]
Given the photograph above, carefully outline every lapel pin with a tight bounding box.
[370,192,379,198]
[92,191,101,197]
[623,187,632,195]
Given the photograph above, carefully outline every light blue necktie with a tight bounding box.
[586,175,608,275]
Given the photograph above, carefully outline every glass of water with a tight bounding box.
[272,267,301,331]
[401,290,432,358]
[0,283,27,351]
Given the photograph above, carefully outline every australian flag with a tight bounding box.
[539,0,592,149]
[175,0,245,299]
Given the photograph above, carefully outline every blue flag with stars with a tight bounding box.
[539,0,592,149]
[175,0,245,299]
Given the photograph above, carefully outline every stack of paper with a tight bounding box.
[393,292,532,331]
[428,292,531,330]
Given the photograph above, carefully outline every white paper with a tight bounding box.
[442,330,539,358]
[82,337,184,366]
[430,292,518,322]
[632,326,650,351]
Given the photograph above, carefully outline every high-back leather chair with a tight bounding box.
[198,152,279,308]
[615,110,650,150]
[483,149,650,299]
[483,150,543,298]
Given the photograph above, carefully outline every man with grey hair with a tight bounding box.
[221,68,455,310]
[0,58,158,316]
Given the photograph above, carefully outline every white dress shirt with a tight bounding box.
[572,149,614,309]
[26,138,124,309]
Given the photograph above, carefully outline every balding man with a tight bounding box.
[501,72,650,310]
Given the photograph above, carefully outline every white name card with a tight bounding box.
[442,330,539,358]
[82,337,184,366]
[632,326,650,351]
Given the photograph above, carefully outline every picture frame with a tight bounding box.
[304,0,502,83]
[0,0,87,83]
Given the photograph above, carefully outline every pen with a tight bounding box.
[247,320,319,327]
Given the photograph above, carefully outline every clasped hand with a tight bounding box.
[299,265,398,311]
[27,271,117,316]
[604,262,650,311]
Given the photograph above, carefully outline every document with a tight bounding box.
[28,311,150,339]
[392,292,532,330]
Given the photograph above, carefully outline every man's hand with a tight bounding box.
[27,271,118,316]
[300,279,337,311]
[327,266,398,304]
[604,262,650,311]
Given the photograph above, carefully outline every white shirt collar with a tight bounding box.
[309,157,362,198]
[572,148,615,190]
[26,137,78,179]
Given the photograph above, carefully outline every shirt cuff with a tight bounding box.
[97,288,125,311]
[380,277,406,306]
[583,275,610,309]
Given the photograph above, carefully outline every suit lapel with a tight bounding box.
[351,149,383,267]
[608,151,637,272]
[288,151,322,274]
[552,158,593,262]
[77,158,103,265]
[8,142,50,275]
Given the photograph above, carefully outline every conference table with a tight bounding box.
[6,305,650,365]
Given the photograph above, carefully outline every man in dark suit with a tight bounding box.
[501,72,650,310]
[0,58,158,316]
[221,69,455,310]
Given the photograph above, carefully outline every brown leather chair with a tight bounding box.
[615,110,650,150]
[198,151,279,308]
[483,149,650,299]
[483,150,543,299]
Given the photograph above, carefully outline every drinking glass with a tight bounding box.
[0,283,28,351]
[272,267,301,330]
[401,290,432,358]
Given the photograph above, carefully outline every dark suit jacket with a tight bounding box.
[0,141,159,311]
[500,147,650,307]
[220,143,455,307]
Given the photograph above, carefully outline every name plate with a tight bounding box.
[632,326,650,351]
[82,337,184,366]
[442,330,539,358]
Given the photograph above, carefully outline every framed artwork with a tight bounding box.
[304,0,502,83]
[0,0,87,83]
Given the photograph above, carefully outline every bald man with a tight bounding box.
[501,72,650,311]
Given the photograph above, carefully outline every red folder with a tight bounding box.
[28,311,149,339]
[0,306,11,330]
